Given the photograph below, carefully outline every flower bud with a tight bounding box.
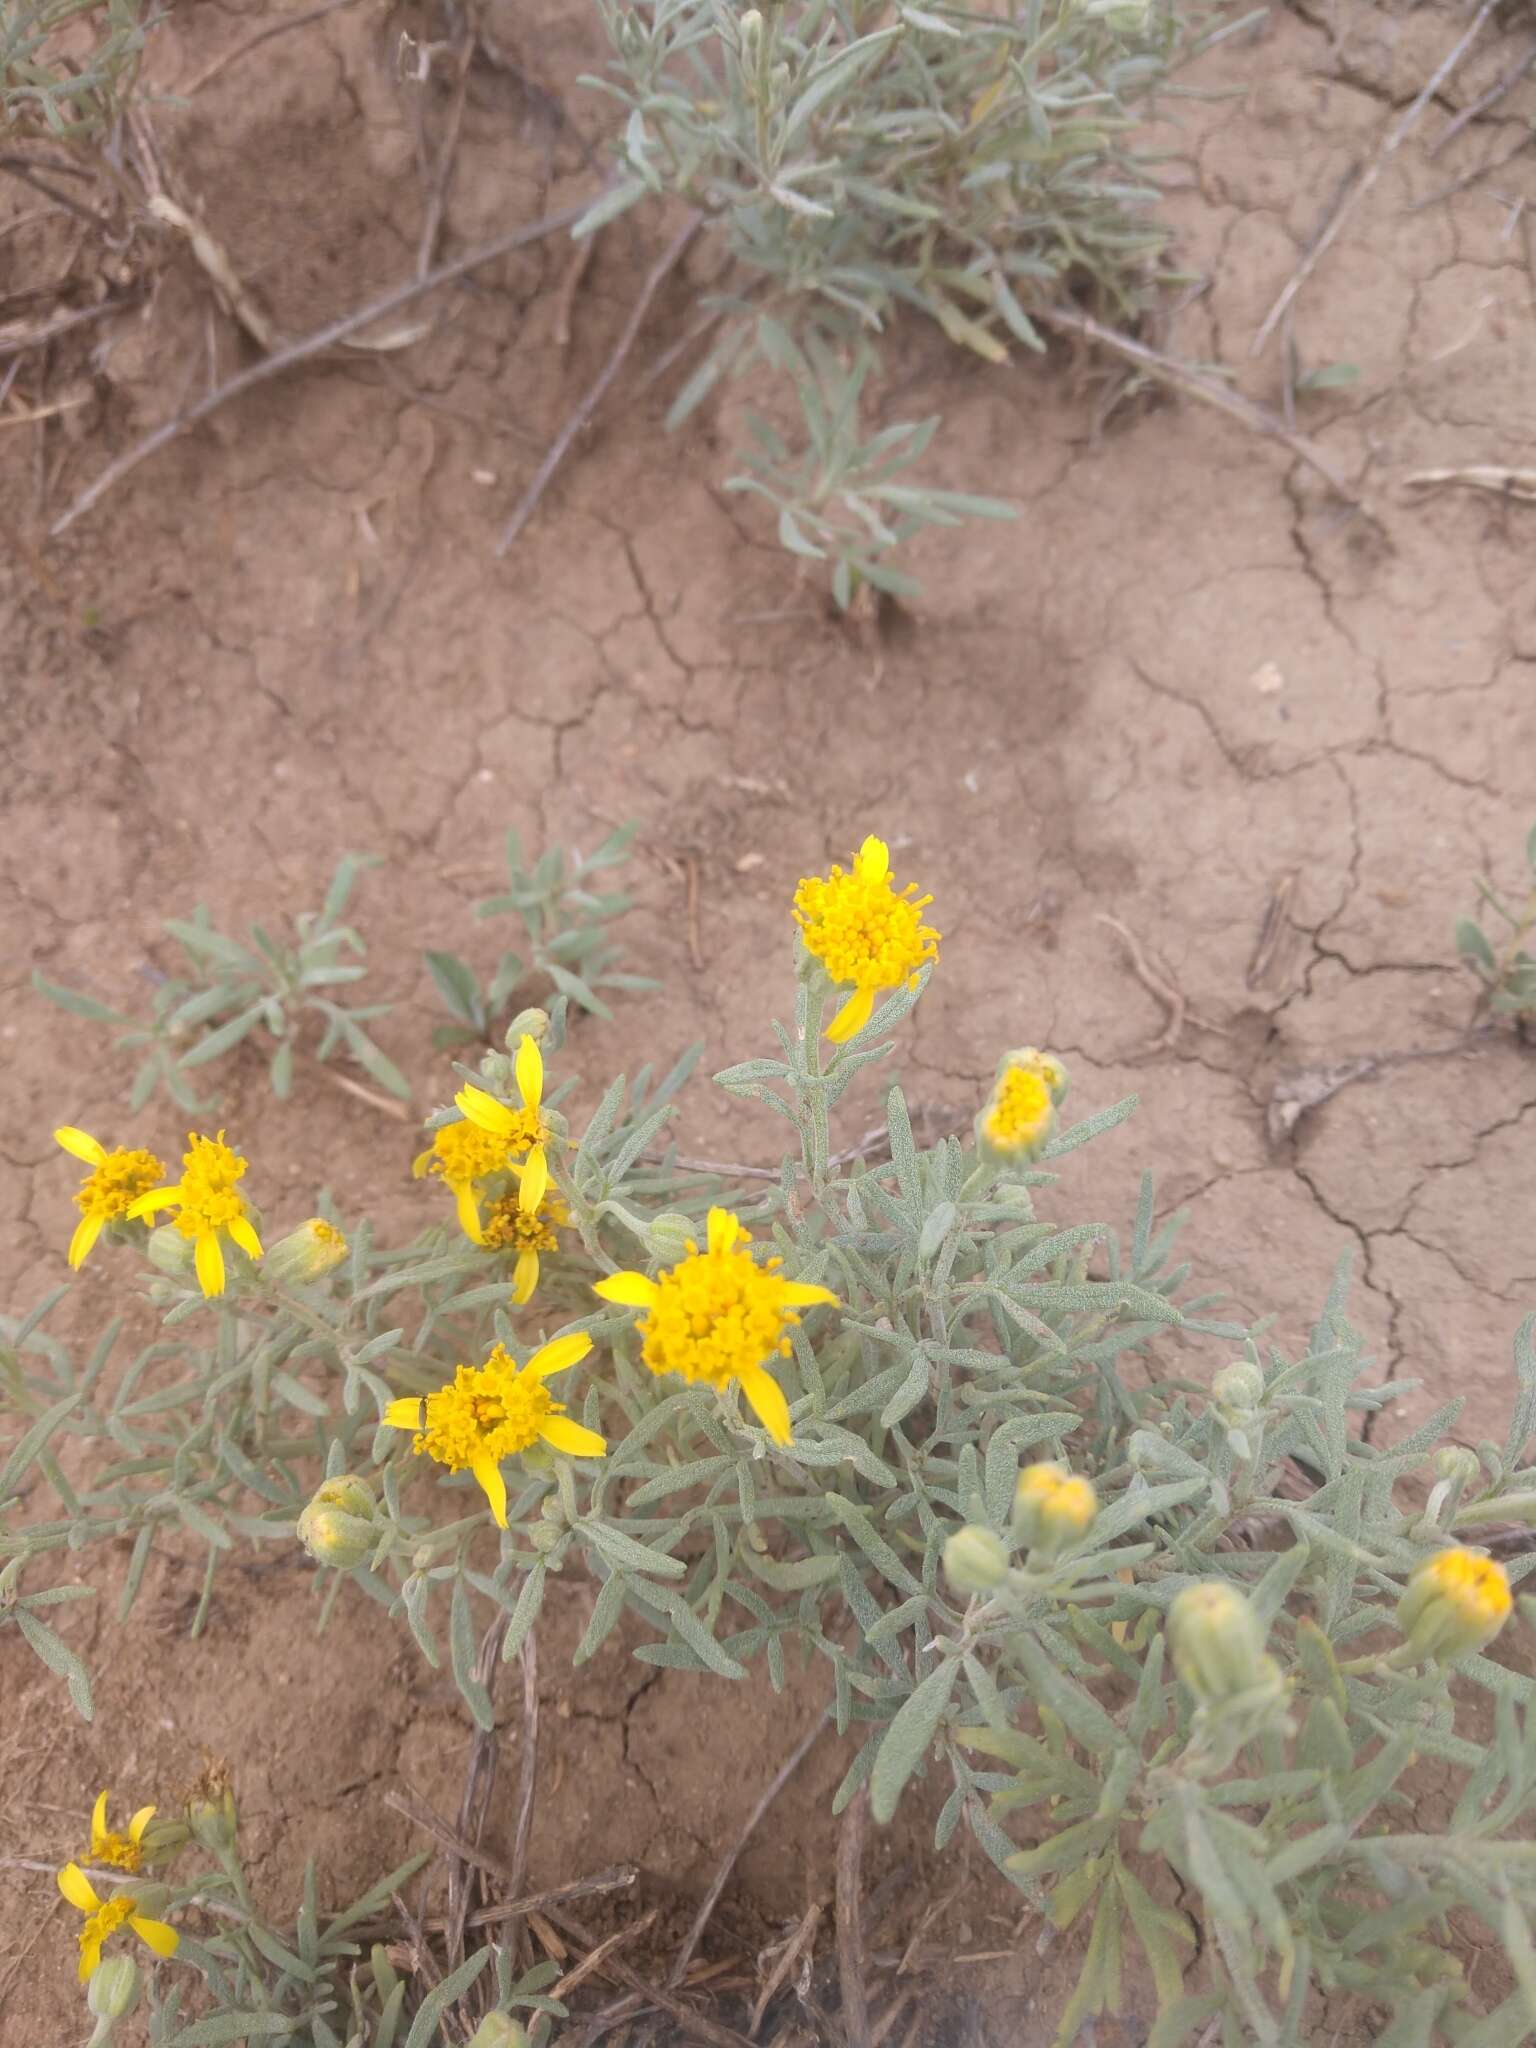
[146,1224,197,1280]
[297,1474,378,1570]
[1170,1583,1272,1705]
[87,1956,141,2025]
[136,1815,190,1864]
[647,1212,698,1264]
[943,1526,1010,1595]
[1396,1547,1512,1665]
[977,1052,1061,1166]
[1211,1361,1264,1413]
[1011,1462,1097,1557]
[265,1217,348,1288]
[186,1763,238,1856]
[1434,1446,1481,1487]
[506,1007,549,1049]
[468,2019,530,2048]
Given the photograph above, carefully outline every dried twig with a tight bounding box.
[1410,130,1532,212]
[555,1907,661,2001]
[1250,0,1498,354]
[1096,912,1227,1057]
[385,1787,516,1887]
[1031,305,1371,516]
[545,1905,757,2048]
[494,212,703,554]
[446,1614,512,1970]
[1405,466,1536,505]
[669,1715,827,1989]
[1432,34,1536,155]
[181,0,361,97]
[298,1052,412,1120]
[1246,872,1297,991]
[457,1865,638,1933]
[835,1788,871,2048]
[417,31,476,280]
[750,1901,823,2039]
[554,233,597,349]
[0,293,143,358]
[684,853,705,973]
[50,197,592,536]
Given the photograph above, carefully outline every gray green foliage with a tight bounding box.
[32,854,408,1107]
[581,0,1248,599]
[424,824,656,1048]
[1,0,149,136]
[7,840,1536,2041]
[1456,819,1536,1023]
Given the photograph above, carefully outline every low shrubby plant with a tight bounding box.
[6,830,1536,2044]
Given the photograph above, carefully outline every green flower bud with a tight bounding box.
[1169,1583,1272,1705]
[528,1519,563,1554]
[297,1474,378,1570]
[265,1217,348,1288]
[647,1212,698,1264]
[1211,1361,1264,1413]
[146,1224,197,1280]
[186,1764,238,1856]
[943,1525,1010,1595]
[1396,1547,1512,1665]
[468,2018,529,2048]
[506,1007,549,1050]
[1011,1462,1097,1557]
[87,1955,141,2025]
[1434,1445,1481,1486]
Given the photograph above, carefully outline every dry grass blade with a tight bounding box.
[835,1788,870,2048]
[554,1906,661,2000]
[668,1714,827,1989]
[1031,305,1372,516]
[50,197,592,537]
[1250,0,1498,354]
[545,1904,758,2048]
[385,1786,517,1887]
[494,212,703,555]
[1431,34,1536,155]
[750,1901,823,2039]
[1,294,142,358]
[1405,466,1536,505]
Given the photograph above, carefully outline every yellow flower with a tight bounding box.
[982,1067,1054,1156]
[384,1333,605,1527]
[792,835,939,1044]
[126,1132,262,1299]
[413,1119,516,1243]
[1397,1547,1512,1664]
[88,1791,157,1874]
[57,1863,177,1982]
[1011,1462,1097,1555]
[593,1207,839,1447]
[456,1035,555,1216]
[478,1187,570,1306]
[53,1128,165,1271]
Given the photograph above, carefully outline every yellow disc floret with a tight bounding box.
[53,1127,165,1270]
[793,835,939,1043]
[594,1208,840,1446]
[89,1792,157,1875]
[984,1068,1054,1153]
[126,1131,263,1299]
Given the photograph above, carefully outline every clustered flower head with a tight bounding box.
[478,1186,569,1305]
[595,1206,838,1446]
[53,1128,165,1270]
[1011,1460,1097,1557]
[456,1034,555,1214]
[127,1132,262,1299]
[57,1863,177,1983]
[976,1048,1068,1166]
[88,1792,157,1874]
[385,1333,605,1527]
[413,1117,517,1242]
[793,834,938,1043]
[1397,1546,1512,1665]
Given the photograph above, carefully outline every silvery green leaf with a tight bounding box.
[14,1607,93,1719]
[402,1950,492,2048]
[582,1519,687,1579]
[870,1655,959,1822]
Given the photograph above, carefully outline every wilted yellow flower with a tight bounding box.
[413,1118,515,1242]
[57,1863,177,1982]
[87,1792,157,1875]
[385,1334,605,1527]
[127,1132,262,1299]
[1397,1547,1512,1664]
[1011,1461,1097,1555]
[593,1207,838,1446]
[457,1035,555,1215]
[479,1187,569,1305]
[53,1128,164,1271]
[793,835,939,1043]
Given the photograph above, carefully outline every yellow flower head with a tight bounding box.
[1169,1582,1274,1706]
[413,1118,516,1241]
[88,1791,157,1874]
[1011,1461,1097,1555]
[456,1035,555,1216]
[793,835,939,1044]
[479,1187,569,1305]
[983,1067,1054,1156]
[1397,1546,1512,1665]
[127,1132,262,1300]
[384,1333,605,1527]
[57,1863,178,1982]
[593,1208,839,1447]
[53,1128,165,1271]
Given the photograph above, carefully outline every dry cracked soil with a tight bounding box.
[2,0,1535,2040]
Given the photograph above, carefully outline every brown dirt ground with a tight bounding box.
[3,0,1535,2039]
